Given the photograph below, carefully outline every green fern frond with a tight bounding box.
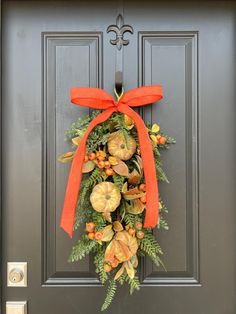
[101,280,117,311]
[68,239,97,262]
[127,275,140,295]
[113,175,125,191]
[94,247,108,284]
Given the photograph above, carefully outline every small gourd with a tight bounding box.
[108,132,136,161]
[90,182,121,213]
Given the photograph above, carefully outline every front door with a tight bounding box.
[2,1,236,313]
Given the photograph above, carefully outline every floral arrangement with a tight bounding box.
[59,108,175,310]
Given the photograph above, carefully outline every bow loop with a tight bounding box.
[71,87,115,109]
[119,85,163,107]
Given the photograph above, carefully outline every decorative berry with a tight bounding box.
[104,264,112,273]
[139,183,146,192]
[104,161,111,168]
[135,222,143,230]
[105,168,115,176]
[128,228,135,236]
[140,195,146,203]
[87,232,95,240]
[94,231,103,241]
[98,160,105,168]
[86,222,95,233]
[159,136,167,145]
[136,230,145,239]
[88,152,96,160]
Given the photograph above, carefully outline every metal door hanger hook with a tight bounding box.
[115,71,123,98]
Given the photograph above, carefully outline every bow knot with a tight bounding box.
[60,86,163,238]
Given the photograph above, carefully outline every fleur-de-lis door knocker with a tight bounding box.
[107,14,134,50]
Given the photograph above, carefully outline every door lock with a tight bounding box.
[7,262,27,287]
[9,268,24,283]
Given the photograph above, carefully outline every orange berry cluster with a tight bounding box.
[156,134,167,145]
[85,151,115,177]
[126,221,145,239]
[86,222,102,241]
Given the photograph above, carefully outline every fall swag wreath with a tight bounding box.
[59,86,175,310]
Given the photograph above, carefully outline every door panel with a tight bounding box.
[2,1,236,313]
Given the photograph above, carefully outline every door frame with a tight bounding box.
[0,0,236,310]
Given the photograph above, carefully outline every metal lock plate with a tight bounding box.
[6,301,27,314]
[7,262,27,287]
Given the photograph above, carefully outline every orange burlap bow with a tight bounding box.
[60,86,163,237]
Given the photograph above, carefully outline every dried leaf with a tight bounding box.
[124,261,135,279]
[121,182,128,193]
[128,169,142,185]
[114,264,125,280]
[108,156,119,166]
[103,212,112,222]
[112,160,129,177]
[123,187,145,200]
[104,231,138,264]
[133,155,143,174]
[97,150,106,158]
[72,136,81,146]
[127,199,145,214]
[150,135,157,144]
[113,221,124,232]
[58,152,74,163]
[131,254,138,268]
[101,225,114,242]
[151,124,160,133]
[82,160,95,173]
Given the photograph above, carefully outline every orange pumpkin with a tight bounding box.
[90,182,121,213]
[108,132,136,161]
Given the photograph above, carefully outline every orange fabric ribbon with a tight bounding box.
[60,86,163,237]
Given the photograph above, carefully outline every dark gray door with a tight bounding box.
[2,1,236,313]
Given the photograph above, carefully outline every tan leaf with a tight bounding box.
[121,182,128,193]
[101,225,114,242]
[82,160,95,173]
[127,199,145,214]
[151,123,160,133]
[131,255,138,268]
[133,155,143,174]
[128,169,142,185]
[105,231,138,264]
[123,187,145,200]
[112,160,129,177]
[72,136,81,146]
[108,156,119,166]
[104,240,118,263]
[103,212,112,222]
[114,264,125,280]
[124,261,135,279]
[58,152,74,163]
[97,150,106,158]
[150,134,157,144]
[113,221,124,232]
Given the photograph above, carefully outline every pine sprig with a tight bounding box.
[68,239,97,262]
[101,280,117,311]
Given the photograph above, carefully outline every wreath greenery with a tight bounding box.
[59,109,175,310]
